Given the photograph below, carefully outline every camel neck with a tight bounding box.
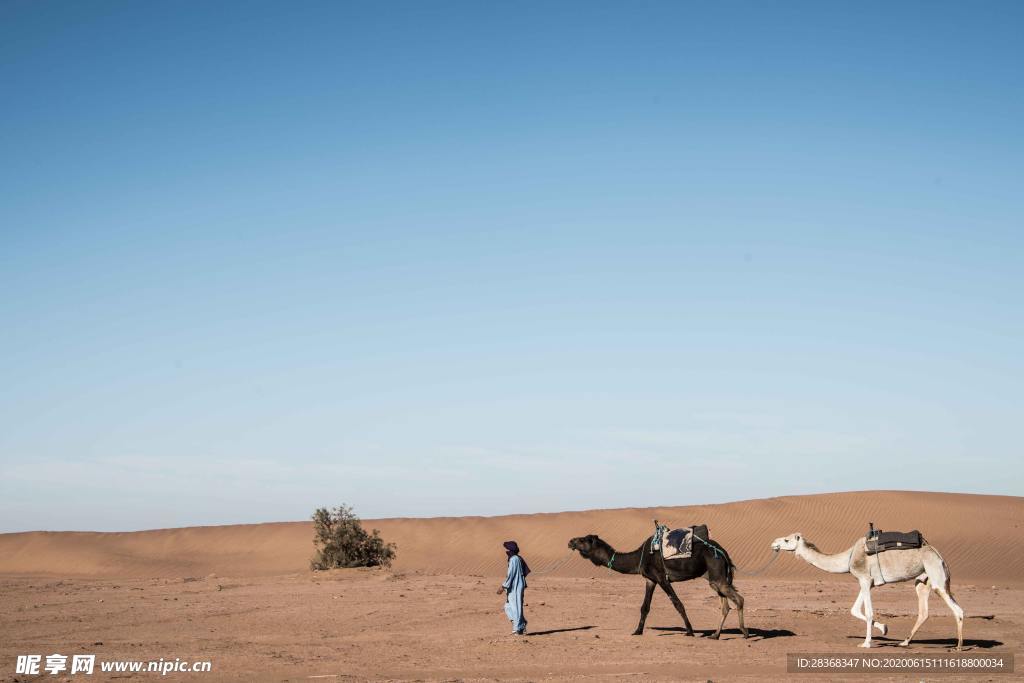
[592,543,645,575]
[796,540,852,574]
[611,547,646,574]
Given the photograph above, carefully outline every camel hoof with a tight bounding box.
[710,633,721,640]
[685,631,695,638]
[877,623,888,636]
[631,631,643,636]
[858,642,872,649]
[898,641,910,647]
[742,632,750,639]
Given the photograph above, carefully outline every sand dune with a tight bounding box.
[1,491,1021,582]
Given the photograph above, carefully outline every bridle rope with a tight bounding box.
[732,548,780,576]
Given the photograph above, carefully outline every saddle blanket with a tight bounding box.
[656,524,710,560]
[865,529,924,556]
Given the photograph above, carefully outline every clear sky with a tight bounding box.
[2,1,1021,532]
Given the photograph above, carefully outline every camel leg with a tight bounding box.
[851,587,888,635]
[712,595,730,640]
[713,581,748,638]
[632,579,656,635]
[850,591,864,625]
[733,586,748,638]
[934,585,965,651]
[900,580,930,647]
[658,581,695,636]
[922,549,964,650]
[857,580,875,648]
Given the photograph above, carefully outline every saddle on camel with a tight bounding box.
[651,520,711,560]
[864,522,925,556]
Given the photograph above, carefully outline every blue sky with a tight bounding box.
[1,1,1021,531]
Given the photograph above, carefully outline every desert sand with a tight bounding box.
[2,491,1022,681]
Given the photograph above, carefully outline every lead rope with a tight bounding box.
[732,549,780,576]
[654,522,779,576]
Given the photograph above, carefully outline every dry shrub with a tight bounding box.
[310,504,396,570]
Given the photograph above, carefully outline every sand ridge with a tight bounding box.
[1,491,1021,582]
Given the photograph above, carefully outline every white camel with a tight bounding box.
[771,532,964,649]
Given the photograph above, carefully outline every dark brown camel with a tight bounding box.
[568,533,748,639]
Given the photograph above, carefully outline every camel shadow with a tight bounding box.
[845,636,1003,649]
[652,626,795,640]
[527,625,596,637]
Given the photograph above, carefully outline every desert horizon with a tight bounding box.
[3,490,1022,583]
[10,487,1024,532]
[0,491,1019,581]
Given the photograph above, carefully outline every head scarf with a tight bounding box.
[503,540,530,576]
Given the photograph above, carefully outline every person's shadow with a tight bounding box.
[527,625,596,636]
[652,626,796,640]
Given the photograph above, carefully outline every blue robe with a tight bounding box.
[502,555,528,633]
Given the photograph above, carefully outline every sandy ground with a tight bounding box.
[1,571,1019,682]
[2,492,1022,681]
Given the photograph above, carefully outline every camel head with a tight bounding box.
[771,533,804,552]
[568,534,611,564]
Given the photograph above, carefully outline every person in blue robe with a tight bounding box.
[497,540,530,634]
